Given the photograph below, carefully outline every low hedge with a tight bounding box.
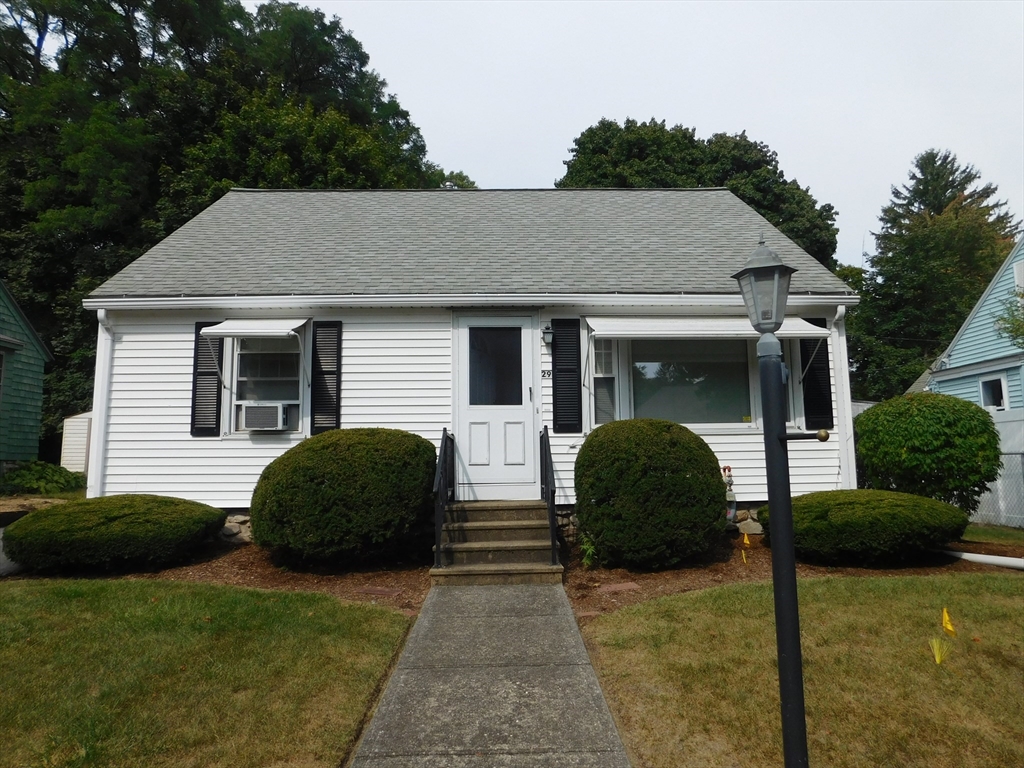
[575,419,726,569]
[250,427,436,563]
[759,489,969,565]
[0,461,86,496]
[3,494,226,572]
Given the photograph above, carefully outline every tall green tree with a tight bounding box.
[557,118,839,270]
[847,150,1020,401]
[0,0,473,452]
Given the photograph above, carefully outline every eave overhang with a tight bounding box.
[83,292,859,312]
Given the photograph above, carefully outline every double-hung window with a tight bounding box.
[234,336,302,431]
[593,338,617,425]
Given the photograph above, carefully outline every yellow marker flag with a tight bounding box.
[929,638,951,665]
[743,533,751,547]
[942,608,956,637]
[741,550,748,565]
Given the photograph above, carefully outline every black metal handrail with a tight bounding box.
[433,428,455,568]
[539,425,560,566]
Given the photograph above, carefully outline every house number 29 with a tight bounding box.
[541,370,552,378]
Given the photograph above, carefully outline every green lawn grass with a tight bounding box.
[0,579,409,768]
[963,523,1024,546]
[584,573,1024,768]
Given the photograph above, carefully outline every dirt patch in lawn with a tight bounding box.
[0,496,66,526]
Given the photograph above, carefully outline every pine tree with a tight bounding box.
[848,150,1021,401]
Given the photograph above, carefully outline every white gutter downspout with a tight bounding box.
[830,306,857,489]
[86,310,115,498]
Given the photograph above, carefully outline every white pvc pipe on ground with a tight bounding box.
[942,550,1024,571]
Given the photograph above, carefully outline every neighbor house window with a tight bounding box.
[234,336,301,431]
[631,339,752,424]
[593,338,616,424]
[980,375,1008,411]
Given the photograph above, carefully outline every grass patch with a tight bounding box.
[963,523,1024,546]
[0,579,409,768]
[584,574,1024,768]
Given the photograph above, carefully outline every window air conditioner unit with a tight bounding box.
[241,402,284,430]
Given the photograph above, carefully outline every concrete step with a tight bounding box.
[446,500,549,523]
[442,520,551,543]
[437,540,555,566]
[428,562,564,586]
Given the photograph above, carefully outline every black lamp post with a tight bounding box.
[732,239,810,768]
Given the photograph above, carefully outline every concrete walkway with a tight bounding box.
[350,585,631,767]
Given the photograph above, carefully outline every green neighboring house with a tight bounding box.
[0,280,52,470]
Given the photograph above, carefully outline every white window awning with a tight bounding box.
[199,318,309,338]
[584,316,830,339]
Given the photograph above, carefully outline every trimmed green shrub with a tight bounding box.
[0,461,86,496]
[574,419,726,569]
[854,392,1000,514]
[760,489,969,565]
[250,427,436,563]
[3,494,226,572]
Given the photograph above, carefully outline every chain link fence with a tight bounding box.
[974,453,1024,528]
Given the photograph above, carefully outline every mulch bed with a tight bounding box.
[123,541,432,616]
[112,533,1022,620]
[3,491,1019,620]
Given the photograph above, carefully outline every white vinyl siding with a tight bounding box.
[340,312,453,443]
[93,305,850,509]
[95,310,454,508]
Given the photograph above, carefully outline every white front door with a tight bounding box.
[455,316,538,500]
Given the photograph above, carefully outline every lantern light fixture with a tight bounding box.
[731,238,797,334]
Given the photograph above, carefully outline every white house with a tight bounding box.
[83,188,858,509]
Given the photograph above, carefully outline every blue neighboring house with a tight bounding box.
[925,236,1024,527]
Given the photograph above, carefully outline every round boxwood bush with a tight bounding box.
[574,419,726,569]
[759,489,969,565]
[250,427,436,563]
[854,392,1000,514]
[3,494,226,572]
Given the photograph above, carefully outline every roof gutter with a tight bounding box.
[82,292,858,312]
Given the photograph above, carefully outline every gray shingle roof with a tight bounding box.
[92,188,855,299]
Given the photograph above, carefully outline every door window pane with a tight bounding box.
[632,339,750,423]
[469,327,522,405]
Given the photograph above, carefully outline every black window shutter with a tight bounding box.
[800,319,834,430]
[311,321,342,434]
[191,322,223,437]
[552,318,582,434]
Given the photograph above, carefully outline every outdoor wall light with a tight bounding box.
[731,238,797,334]
[541,325,554,345]
[734,238,811,768]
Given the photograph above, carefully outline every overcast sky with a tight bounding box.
[247,1,1024,269]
